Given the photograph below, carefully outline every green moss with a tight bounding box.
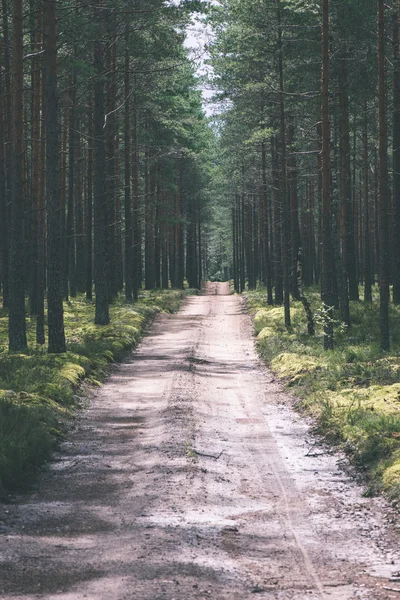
[257,326,276,341]
[270,352,325,385]
[383,462,400,489]
[246,286,400,501]
[0,289,185,497]
[253,307,302,335]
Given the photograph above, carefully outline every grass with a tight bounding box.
[0,289,193,497]
[245,286,400,502]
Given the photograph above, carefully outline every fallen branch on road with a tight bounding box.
[192,449,224,460]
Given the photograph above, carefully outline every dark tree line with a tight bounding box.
[209,0,400,351]
[0,0,210,353]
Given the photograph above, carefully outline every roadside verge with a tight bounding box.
[0,290,194,498]
[245,288,400,503]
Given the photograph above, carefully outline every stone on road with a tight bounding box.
[0,282,399,599]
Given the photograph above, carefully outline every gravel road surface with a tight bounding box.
[1,282,400,599]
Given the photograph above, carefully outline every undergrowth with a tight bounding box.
[0,289,192,497]
[245,286,400,502]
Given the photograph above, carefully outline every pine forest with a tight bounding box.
[3,1,400,596]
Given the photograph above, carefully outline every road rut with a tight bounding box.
[1,282,399,599]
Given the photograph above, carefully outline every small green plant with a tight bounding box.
[314,304,348,335]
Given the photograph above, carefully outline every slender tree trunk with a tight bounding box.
[105,28,118,300]
[339,55,358,302]
[0,43,8,309]
[37,36,46,346]
[45,0,66,353]
[124,35,133,302]
[1,0,11,309]
[272,134,283,304]
[145,149,155,290]
[93,11,109,325]
[132,95,140,300]
[277,0,290,327]
[29,4,41,316]
[287,117,301,300]
[65,73,77,299]
[363,100,372,302]
[393,3,400,303]
[86,92,93,300]
[9,0,27,351]
[261,142,273,304]
[378,0,390,350]
[75,123,86,293]
[321,0,334,350]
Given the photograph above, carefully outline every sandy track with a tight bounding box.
[1,282,400,599]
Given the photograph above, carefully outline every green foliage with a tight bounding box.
[0,399,55,494]
[0,290,185,497]
[246,286,400,500]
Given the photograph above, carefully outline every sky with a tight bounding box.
[183,11,219,116]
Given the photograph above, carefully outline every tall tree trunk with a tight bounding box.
[378,0,390,350]
[339,55,358,302]
[321,0,334,350]
[75,123,85,293]
[393,3,400,303]
[1,0,11,309]
[45,0,66,353]
[65,73,77,299]
[144,149,155,290]
[93,11,109,325]
[124,37,133,302]
[261,142,273,304]
[105,26,118,300]
[86,92,93,300]
[0,43,8,310]
[272,134,283,304]
[29,3,41,316]
[363,100,372,302]
[131,94,140,300]
[287,117,301,300]
[37,34,46,346]
[277,0,290,327]
[9,0,27,351]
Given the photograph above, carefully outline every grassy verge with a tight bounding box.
[245,287,400,502]
[0,289,193,497]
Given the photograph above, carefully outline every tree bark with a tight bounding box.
[339,54,358,302]
[9,0,27,352]
[393,3,400,303]
[45,0,66,353]
[378,0,390,350]
[321,0,334,350]
[93,10,110,325]
[277,0,290,327]
[363,100,372,302]
[124,34,133,302]
[86,92,93,300]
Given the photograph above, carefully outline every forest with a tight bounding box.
[1,0,400,494]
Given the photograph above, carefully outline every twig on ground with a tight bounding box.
[193,449,224,460]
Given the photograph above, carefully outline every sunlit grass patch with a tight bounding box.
[245,285,400,501]
[0,289,186,497]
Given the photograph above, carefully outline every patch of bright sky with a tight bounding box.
[169,0,220,116]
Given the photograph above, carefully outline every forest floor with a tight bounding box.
[1,282,400,599]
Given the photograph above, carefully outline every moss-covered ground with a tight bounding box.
[0,290,192,497]
[245,287,400,502]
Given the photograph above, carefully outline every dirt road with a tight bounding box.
[1,282,400,599]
